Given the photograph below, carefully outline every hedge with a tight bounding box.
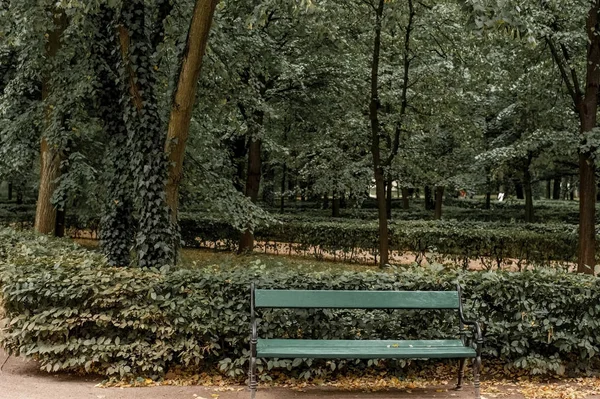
[1,228,600,379]
[180,215,580,268]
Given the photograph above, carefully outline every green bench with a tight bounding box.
[248,284,482,398]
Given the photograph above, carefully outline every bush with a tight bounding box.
[1,228,600,378]
[180,214,580,268]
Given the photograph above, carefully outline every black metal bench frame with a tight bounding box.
[248,283,482,398]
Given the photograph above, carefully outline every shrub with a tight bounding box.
[180,214,580,268]
[1,228,600,378]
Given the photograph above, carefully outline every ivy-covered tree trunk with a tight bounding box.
[239,137,262,252]
[118,0,174,269]
[165,0,219,225]
[94,7,135,267]
[35,10,67,236]
[434,186,444,220]
[369,0,389,267]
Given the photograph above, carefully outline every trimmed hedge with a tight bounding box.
[180,215,580,268]
[1,228,600,378]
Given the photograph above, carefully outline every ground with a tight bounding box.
[3,349,600,399]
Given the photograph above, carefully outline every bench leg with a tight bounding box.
[248,356,257,399]
[455,358,466,390]
[473,355,481,399]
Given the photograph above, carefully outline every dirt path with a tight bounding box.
[0,348,516,399]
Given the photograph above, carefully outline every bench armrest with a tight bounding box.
[251,283,258,357]
[457,283,483,357]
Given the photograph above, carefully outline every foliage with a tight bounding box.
[180,213,581,268]
[1,228,600,379]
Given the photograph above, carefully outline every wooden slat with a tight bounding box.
[254,290,459,309]
[257,339,475,359]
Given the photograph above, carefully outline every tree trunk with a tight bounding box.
[35,10,67,235]
[485,192,491,209]
[332,193,340,217]
[515,182,524,200]
[7,182,12,201]
[401,187,410,210]
[35,138,61,234]
[165,0,219,225]
[385,177,392,219]
[553,178,561,200]
[576,0,600,272]
[434,186,444,220]
[546,180,552,199]
[119,1,175,268]
[322,193,329,209]
[16,187,23,205]
[280,163,286,213]
[424,186,434,211]
[524,176,534,223]
[262,161,275,206]
[569,176,575,200]
[55,207,66,238]
[369,0,389,267]
[239,138,262,253]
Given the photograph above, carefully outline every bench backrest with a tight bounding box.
[254,289,460,309]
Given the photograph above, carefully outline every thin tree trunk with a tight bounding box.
[262,161,275,206]
[35,10,67,235]
[553,178,561,200]
[332,193,340,217]
[401,187,410,210]
[165,0,219,225]
[434,186,444,220]
[280,163,286,213]
[322,193,329,209]
[546,180,552,199]
[16,187,23,205]
[386,177,392,220]
[7,182,12,201]
[55,207,66,238]
[485,192,491,209]
[369,0,389,267]
[239,138,262,252]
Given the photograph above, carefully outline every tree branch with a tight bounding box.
[384,0,414,167]
[546,37,579,107]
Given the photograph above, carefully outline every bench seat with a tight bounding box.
[257,339,476,359]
